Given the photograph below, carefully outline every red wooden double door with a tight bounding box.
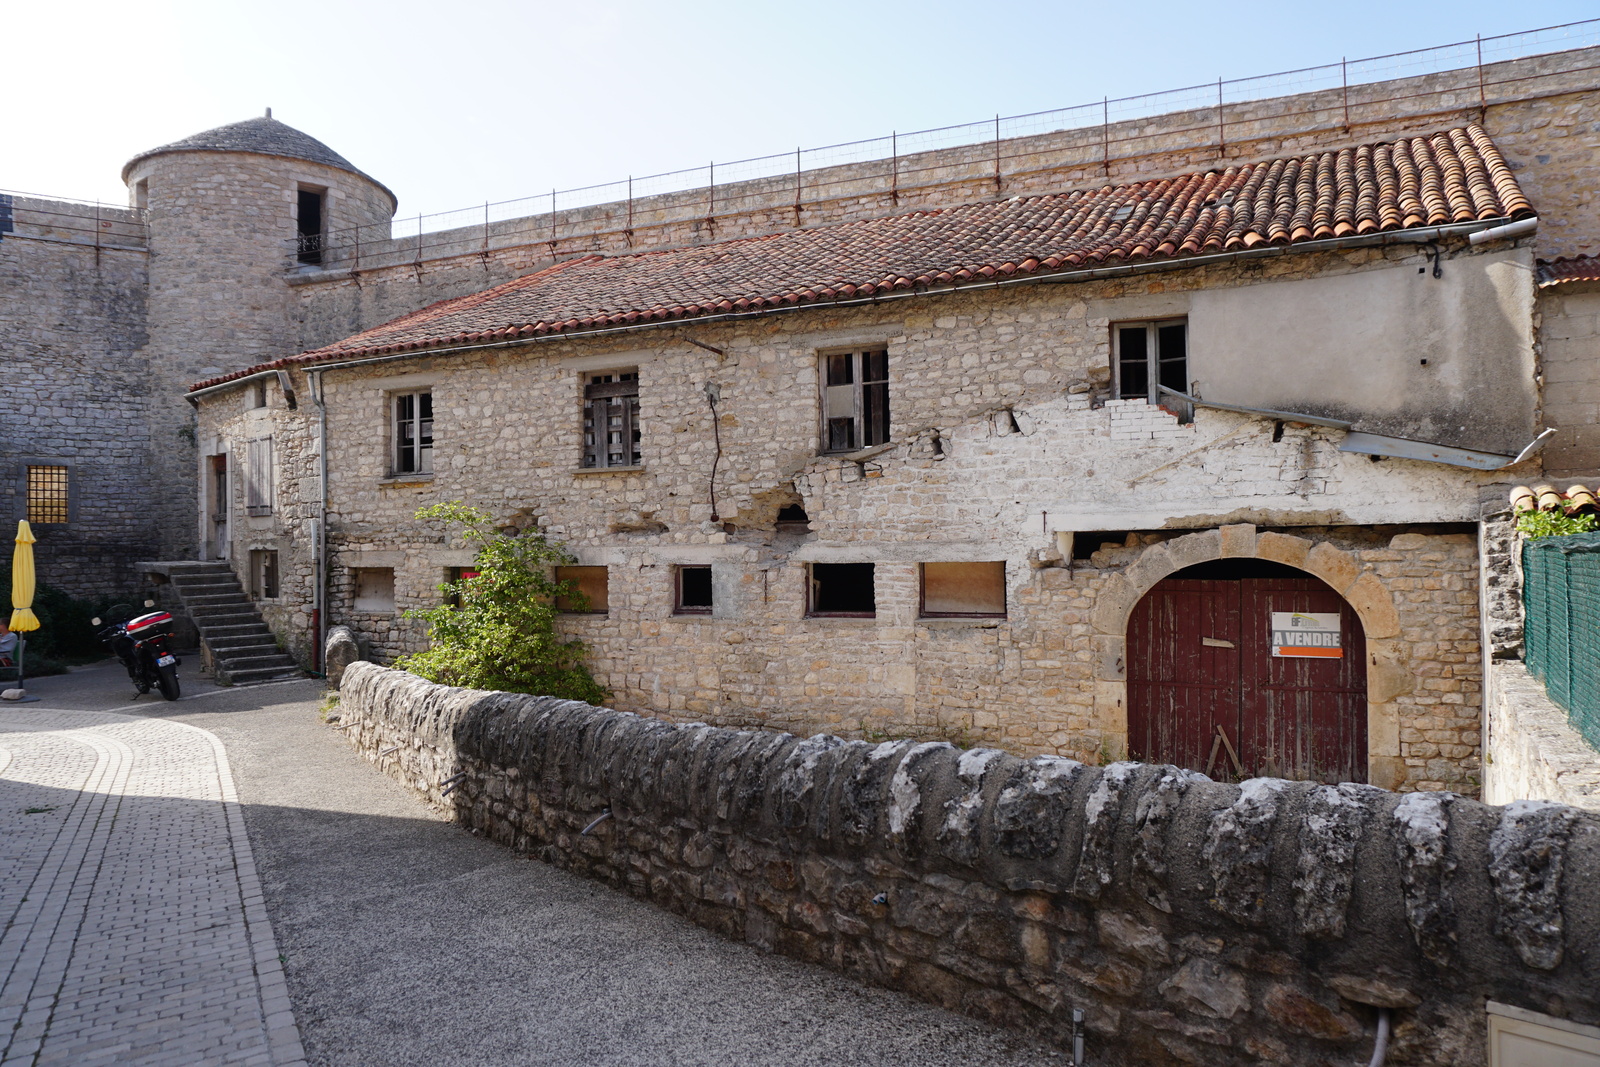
[1127,570,1368,783]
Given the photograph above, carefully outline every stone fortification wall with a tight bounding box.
[337,662,1600,1067]
[285,47,1600,355]
[0,203,155,594]
[1485,661,1600,812]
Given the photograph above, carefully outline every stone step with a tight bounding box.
[184,591,253,605]
[209,640,280,658]
[198,622,273,639]
[189,602,257,618]
[218,652,299,672]
[171,579,242,594]
[226,665,305,686]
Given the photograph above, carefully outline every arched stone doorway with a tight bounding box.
[1126,559,1368,782]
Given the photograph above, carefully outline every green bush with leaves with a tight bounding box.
[0,565,119,674]
[1516,509,1600,540]
[393,502,608,704]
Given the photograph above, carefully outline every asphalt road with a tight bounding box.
[10,662,1060,1067]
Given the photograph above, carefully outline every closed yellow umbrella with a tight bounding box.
[11,520,38,633]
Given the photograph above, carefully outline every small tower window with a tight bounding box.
[296,186,325,265]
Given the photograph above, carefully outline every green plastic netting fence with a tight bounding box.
[1523,531,1600,750]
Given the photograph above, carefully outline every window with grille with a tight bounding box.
[820,349,889,453]
[245,438,273,515]
[25,465,69,524]
[582,371,641,468]
[1113,319,1188,407]
[393,391,433,474]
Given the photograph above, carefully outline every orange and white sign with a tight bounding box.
[1270,612,1343,658]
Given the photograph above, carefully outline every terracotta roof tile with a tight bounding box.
[1511,484,1600,515]
[1537,254,1600,287]
[191,124,1533,392]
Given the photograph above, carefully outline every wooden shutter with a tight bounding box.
[246,437,273,515]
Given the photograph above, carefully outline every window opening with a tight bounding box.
[776,504,810,526]
[675,566,714,614]
[394,391,433,475]
[821,349,889,453]
[296,187,324,265]
[1114,319,1188,408]
[248,380,268,409]
[555,565,609,613]
[25,465,69,524]
[249,549,280,599]
[1072,532,1133,561]
[245,438,273,515]
[809,562,875,617]
[353,568,395,613]
[921,562,1007,617]
[582,371,641,468]
[444,566,479,607]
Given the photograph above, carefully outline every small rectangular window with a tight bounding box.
[555,565,609,614]
[1114,319,1188,407]
[393,391,433,475]
[808,562,875,617]
[245,438,273,515]
[353,568,395,613]
[444,566,480,607]
[249,549,280,600]
[820,349,889,453]
[582,371,641,468]
[25,465,69,524]
[921,562,1006,617]
[674,565,714,615]
[297,186,324,265]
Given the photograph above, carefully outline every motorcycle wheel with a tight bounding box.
[156,664,181,701]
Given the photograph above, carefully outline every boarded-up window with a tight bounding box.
[675,566,713,615]
[921,561,1006,617]
[245,438,273,516]
[809,563,875,617]
[555,565,609,613]
[25,465,70,524]
[249,549,280,599]
[581,371,641,468]
[820,349,889,453]
[353,568,395,612]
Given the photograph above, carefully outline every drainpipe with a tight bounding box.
[308,368,329,675]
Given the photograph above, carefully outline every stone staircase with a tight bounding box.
[155,562,304,686]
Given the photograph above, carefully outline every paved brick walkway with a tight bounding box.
[0,707,305,1067]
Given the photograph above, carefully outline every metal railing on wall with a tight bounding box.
[295,18,1600,273]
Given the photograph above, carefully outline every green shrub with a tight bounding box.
[0,565,118,673]
[393,502,608,704]
[1516,509,1600,540]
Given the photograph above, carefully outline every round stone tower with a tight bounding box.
[122,112,396,559]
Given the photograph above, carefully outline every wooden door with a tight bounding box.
[1127,572,1367,783]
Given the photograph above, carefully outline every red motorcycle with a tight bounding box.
[92,601,182,701]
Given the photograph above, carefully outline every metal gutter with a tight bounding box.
[1157,386,1355,429]
[186,216,1523,398]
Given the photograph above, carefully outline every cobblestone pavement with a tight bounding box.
[0,704,305,1067]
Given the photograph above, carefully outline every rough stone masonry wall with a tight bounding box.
[1485,661,1600,813]
[337,662,1600,1067]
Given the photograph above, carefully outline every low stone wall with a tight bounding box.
[1485,661,1600,813]
[337,663,1600,1066]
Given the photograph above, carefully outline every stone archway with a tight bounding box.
[1089,524,1409,790]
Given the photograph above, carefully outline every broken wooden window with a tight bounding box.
[393,391,434,475]
[820,349,889,453]
[582,371,641,468]
[555,566,609,614]
[920,561,1006,617]
[352,568,395,612]
[249,549,280,599]
[1114,319,1188,407]
[245,437,273,515]
[808,562,875,617]
[674,565,714,615]
[296,186,324,265]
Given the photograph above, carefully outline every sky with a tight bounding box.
[4,0,1598,222]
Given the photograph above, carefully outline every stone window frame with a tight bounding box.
[391,390,434,477]
[818,346,890,455]
[1112,317,1189,409]
[580,369,642,470]
[18,458,76,526]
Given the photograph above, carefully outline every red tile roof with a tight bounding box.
[1511,484,1599,516]
[192,125,1532,392]
[1537,254,1600,287]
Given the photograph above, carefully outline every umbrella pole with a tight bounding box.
[8,634,40,703]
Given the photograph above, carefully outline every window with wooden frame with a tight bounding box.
[249,549,280,600]
[245,437,274,516]
[554,565,609,614]
[808,562,875,617]
[25,465,70,524]
[920,561,1006,618]
[820,349,889,453]
[581,371,641,468]
[1114,319,1188,408]
[393,391,433,475]
[674,565,714,615]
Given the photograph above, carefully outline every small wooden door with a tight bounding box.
[1128,570,1367,783]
